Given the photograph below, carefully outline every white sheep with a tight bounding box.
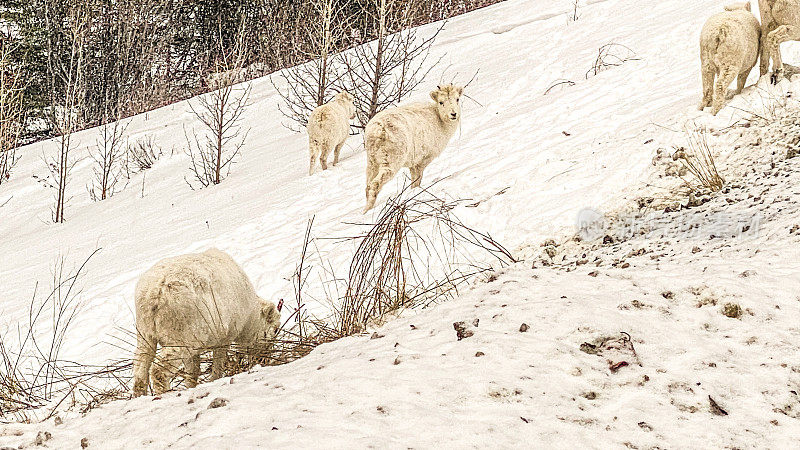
[698,2,761,115]
[306,92,356,175]
[132,248,280,397]
[759,0,800,82]
[363,84,463,212]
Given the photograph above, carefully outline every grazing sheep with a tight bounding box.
[759,0,800,82]
[363,84,463,212]
[132,248,280,397]
[306,92,356,175]
[698,2,761,115]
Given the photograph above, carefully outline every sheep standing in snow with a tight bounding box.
[758,0,800,82]
[363,84,463,212]
[698,2,761,115]
[132,248,280,397]
[306,92,356,175]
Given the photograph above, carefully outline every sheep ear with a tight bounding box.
[456,87,464,96]
[261,301,278,322]
[430,91,439,101]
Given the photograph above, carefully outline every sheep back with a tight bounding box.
[307,99,351,148]
[365,103,457,171]
[700,7,761,72]
[134,248,267,350]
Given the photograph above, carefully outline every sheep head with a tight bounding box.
[336,91,357,120]
[430,84,463,123]
[244,298,281,344]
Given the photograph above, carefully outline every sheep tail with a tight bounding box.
[712,24,730,55]
[367,122,389,151]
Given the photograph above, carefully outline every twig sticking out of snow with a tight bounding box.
[585,43,641,79]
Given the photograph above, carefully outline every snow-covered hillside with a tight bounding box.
[4,141,800,446]
[3,0,800,446]
[0,0,765,362]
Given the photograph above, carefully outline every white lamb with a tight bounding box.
[132,248,280,397]
[363,84,463,212]
[759,0,800,82]
[306,92,356,175]
[698,2,761,115]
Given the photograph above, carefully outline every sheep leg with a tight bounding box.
[366,157,379,184]
[760,25,774,77]
[133,334,156,397]
[319,143,330,171]
[333,142,345,166]
[736,70,749,94]
[768,25,800,84]
[183,353,201,389]
[364,166,395,213]
[308,139,319,176]
[210,347,226,381]
[409,163,427,188]
[711,65,738,115]
[364,158,379,212]
[150,346,184,395]
[698,64,714,110]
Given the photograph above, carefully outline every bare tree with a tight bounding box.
[45,4,88,223]
[185,21,252,188]
[88,119,128,201]
[273,0,354,130]
[0,41,23,186]
[337,0,444,128]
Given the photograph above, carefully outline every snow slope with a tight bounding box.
[2,0,767,363]
[3,150,800,447]
[3,0,800,446]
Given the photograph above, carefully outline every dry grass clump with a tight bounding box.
[673,127,725,193]
[127,136,166,173]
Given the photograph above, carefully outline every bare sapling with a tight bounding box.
[88,119,128,201]
[45,6,88,223]
[274,0,354,130]
[0,41,23,186]
[569,0,581,21]
[337,0,445,128]
[186,20,252,188]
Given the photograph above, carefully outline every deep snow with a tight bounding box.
[2,0,800,447]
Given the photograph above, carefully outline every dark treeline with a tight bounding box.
[1,0,500,142]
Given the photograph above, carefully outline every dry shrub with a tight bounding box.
[337,184,516,335]
[673,127,725,193]
[127,136,166,173]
